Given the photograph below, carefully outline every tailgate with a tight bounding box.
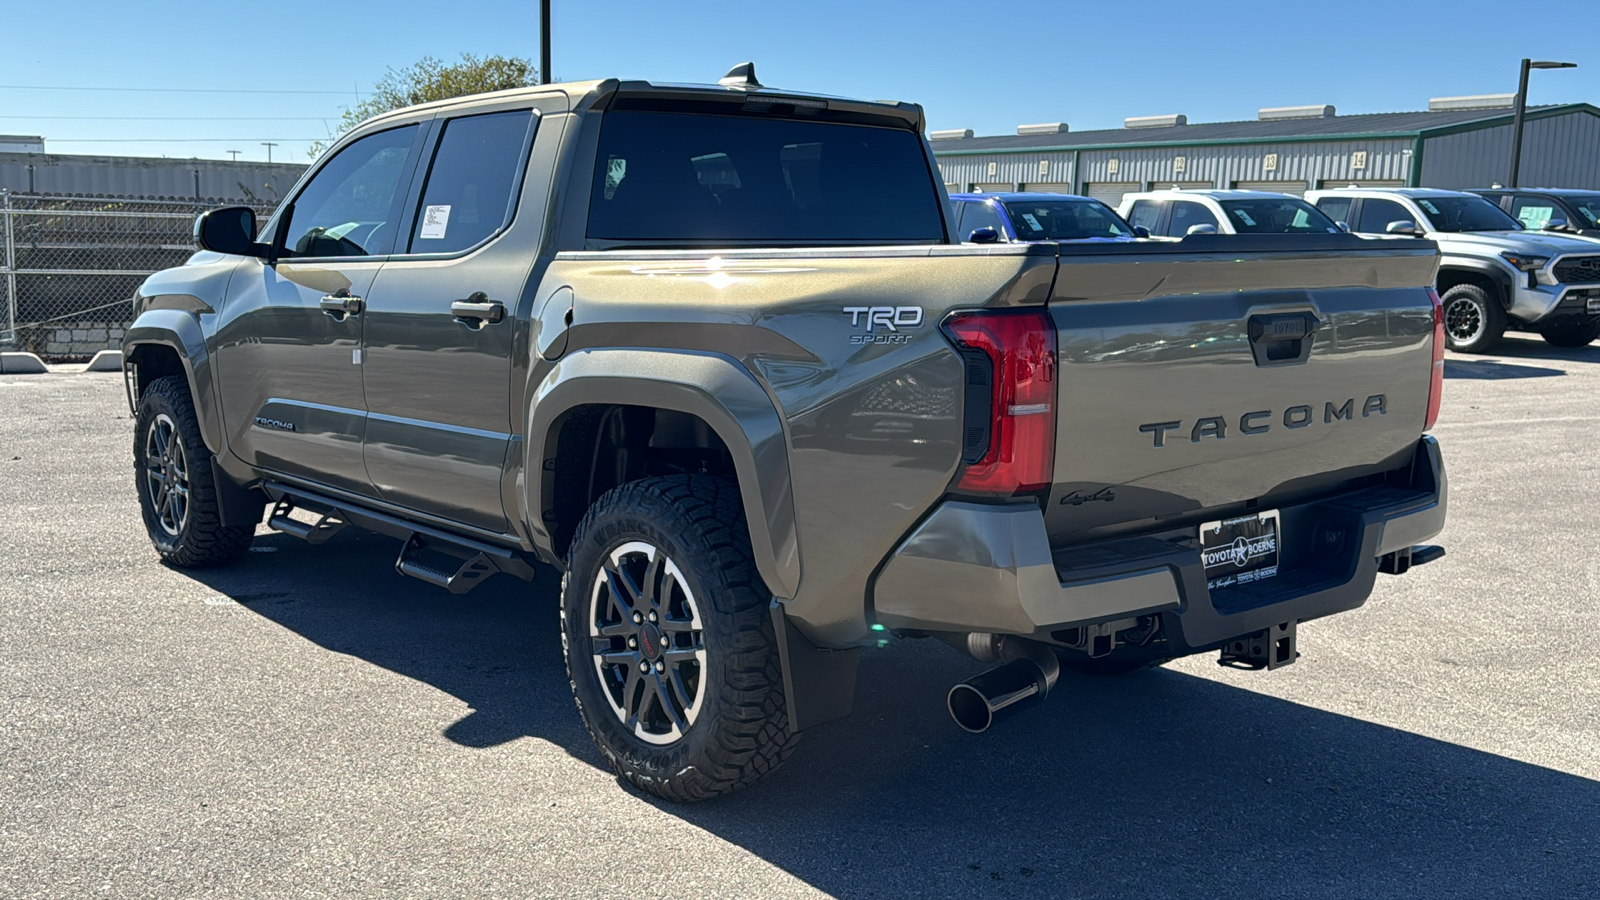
[1043,235,1439,543]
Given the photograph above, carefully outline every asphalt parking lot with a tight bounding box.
[2,336,1598,899]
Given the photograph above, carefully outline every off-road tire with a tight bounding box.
[133,375,254,567]
[561,474,798,802]
[1540,318,1600,348]
[1440,282,1507,353]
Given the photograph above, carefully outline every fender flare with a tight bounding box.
[123,308,225,455]
[525,348,801,600]
[1437,258,1515,303]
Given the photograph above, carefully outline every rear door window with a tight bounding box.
[1356,198,1414,234]
[1167,200,1220,236]
[587,108,945,245]
[1510,197,1559,231]
[408,110,535,254]
[1126,200,1164,233]
[959,201,1006,240]
[1314,196,1353,226]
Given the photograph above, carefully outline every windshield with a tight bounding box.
[1566,195,1600,229]
[1415,195,1522,233]
[1000,199,1135,241]
[1216,198,1341,234]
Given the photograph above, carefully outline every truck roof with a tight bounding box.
[1308,187,1477,198]
[1123,189,1307,201]
[358,70,926,132]
[950,191,1100,202]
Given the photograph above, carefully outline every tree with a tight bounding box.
[310,53,538,157]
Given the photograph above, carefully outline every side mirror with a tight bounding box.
[1543,218,1571,232]
[1336,221,1351,233]
[968,227,1000,244]
[1385,220,1421,236]
[1185,224,1218,236]
[194,206,263,256]
[1132,225,1151,239]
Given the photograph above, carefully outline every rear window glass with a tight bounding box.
[587,109,945,244]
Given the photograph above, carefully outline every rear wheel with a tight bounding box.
[1440,283,1506,353]
[1540,318,1600,348]
[561,475,798,802]
[133,376,254,567]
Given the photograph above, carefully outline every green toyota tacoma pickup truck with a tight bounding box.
[122,65,1448,801]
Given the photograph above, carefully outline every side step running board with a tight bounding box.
[260,483,539,595]
[395,534,499,595]
[267,498,348,544]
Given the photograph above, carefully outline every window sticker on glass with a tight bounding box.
[1233,209,1257,226]
[1418,200,1440,216]
[419,204,451,240]
[1021,213,1042,230]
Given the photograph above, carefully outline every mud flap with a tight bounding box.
[771,602,859,732]
[211,457,267,528]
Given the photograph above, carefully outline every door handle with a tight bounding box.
[451,292,505,326]
[1247,312,1319,366]
[319,291,363,317]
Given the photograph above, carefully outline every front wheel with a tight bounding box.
[1439,283,1507,353]
[561,475,798,802]
[1540,318,1600,348]
[133,376,254,567]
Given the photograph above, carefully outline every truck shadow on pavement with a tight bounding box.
[1442,359,1564,379]
[1466,334,1600,365]
[192,530,1600,898]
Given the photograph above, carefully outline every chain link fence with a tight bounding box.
[0,192,277,359]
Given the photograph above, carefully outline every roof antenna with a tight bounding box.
[719,62,762,88]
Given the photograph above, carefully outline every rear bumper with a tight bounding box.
[871,436,1446,651]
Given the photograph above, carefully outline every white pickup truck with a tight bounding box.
[1307,187,1600,352]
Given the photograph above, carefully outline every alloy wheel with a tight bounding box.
[1445,296,1485,344]
[143,413,190,537]
[589,541,708,745]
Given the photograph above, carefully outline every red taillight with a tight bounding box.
[1425,287,1444,430]
[943,309,1057,495]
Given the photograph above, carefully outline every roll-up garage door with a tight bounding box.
[1085,182,1140,206]
[1316,179,1406,189]
[1018,183,1075,195]
[1233,180,1307,197]
[972,183,1013,193]
[1150,181,1213,192]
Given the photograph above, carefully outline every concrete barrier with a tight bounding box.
[0,352,50,375]
[85,350,124,372]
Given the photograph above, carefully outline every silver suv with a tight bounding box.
[1306,187,1600,352]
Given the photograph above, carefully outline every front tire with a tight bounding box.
[1440,283,1507,353]
[1540,318,1600,348]
[133,376,254,567]
[561,475,798,802]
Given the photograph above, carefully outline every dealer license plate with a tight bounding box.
[1200,510,1280,590]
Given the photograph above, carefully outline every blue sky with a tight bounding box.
[2,0,1596,162]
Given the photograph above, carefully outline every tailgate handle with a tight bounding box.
[1248,312,1319,367]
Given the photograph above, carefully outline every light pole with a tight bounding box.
[261,142,279,164]
[540,0,551,85]
[1508,58,1577,188]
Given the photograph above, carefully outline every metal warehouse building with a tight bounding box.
[931,97,1600,208]
[0,145,305,204]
